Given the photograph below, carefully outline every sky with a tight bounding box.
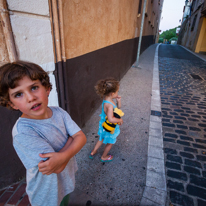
[159,0,186,33]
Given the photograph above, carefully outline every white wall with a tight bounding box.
[7,0,58,106]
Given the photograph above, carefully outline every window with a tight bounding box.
[138,0,142,14]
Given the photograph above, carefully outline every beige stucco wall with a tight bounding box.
[200,28,206,51]
[63,0,138,59]
[63,0,130,59]
[180,0,206,52]
[143,0,155,36]
[143,0,163,42]
[197,18,206,52]
[186,11,202,51]
[62,0,162,59]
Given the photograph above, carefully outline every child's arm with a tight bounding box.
[38,130,86,175]
[116,95,121,109]
[105,103,123,125]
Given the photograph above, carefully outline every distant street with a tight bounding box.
[159,44,206,206]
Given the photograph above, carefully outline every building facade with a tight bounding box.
[0,0,163,188]
[178,0,206,53]
[182,0,193,23]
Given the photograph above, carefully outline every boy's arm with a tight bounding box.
[38,130,86,175]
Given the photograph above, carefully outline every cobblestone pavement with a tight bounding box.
[159,44,206,206]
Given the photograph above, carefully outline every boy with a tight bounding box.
[0,61,87,206]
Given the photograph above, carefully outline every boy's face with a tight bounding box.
[9,76,51,120]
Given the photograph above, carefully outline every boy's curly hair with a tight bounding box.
[0,61,52,109]
[95,78,119,98]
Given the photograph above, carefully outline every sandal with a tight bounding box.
[89,151,95,160]
[100,155,113,162]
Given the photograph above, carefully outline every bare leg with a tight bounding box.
[91,139,103,155]
[101,143,113,160]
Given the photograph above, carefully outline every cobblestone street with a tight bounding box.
[159,44,206,206]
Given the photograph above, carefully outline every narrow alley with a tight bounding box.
[1,44,206,206]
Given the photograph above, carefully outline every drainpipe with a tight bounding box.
[57,0,70,113]
[135,0,147,67]
[0,0,17,62]
[58,0,66,62]
[50,0,67,111]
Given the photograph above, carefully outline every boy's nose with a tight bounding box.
[26,92,36,102]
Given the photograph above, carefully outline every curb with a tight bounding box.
[179,45,206,62]
[140,44,167,206]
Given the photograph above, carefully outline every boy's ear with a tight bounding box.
[8,101,19,110]
[46,87,51,96]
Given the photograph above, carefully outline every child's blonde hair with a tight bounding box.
[95,78,119,98]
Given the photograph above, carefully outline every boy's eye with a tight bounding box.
[15,93,22,98]
[31,86,38,91]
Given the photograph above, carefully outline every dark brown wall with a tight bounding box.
[141,35,155,54]
[0,107,24,189]
[56,36,153,127]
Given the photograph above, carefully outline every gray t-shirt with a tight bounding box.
[12,106,81,206]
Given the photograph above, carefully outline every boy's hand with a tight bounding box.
[38,131,86,175]
[38,152,68,175]
[38,137,73,175]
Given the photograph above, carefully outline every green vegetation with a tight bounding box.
[158,27,180,43]
[170,37,178,41]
